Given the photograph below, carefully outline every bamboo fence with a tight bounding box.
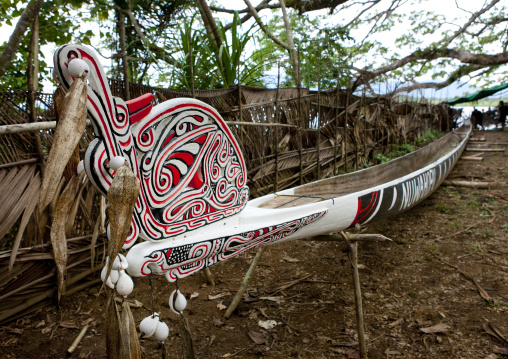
[0,80,460,324]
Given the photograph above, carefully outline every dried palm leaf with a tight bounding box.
[90,215,101,269]
[105,293,122,359]
[9,172,41,270]
[0,167,37,239]
[38,76,87,212]
[104,164,139,283]
[65,176,87,236]
[50,174,81,303]
[120,300,141,358]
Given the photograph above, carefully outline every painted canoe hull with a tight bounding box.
[126,125,471,280]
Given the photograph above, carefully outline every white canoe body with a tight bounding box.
[126,126,470,280]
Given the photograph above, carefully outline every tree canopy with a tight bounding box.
[0,0,506,96]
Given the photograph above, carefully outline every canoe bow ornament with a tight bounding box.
[54,44,327,284]
[54,44,249,247]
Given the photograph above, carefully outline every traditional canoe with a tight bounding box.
[51,44,470,282]
[125,125,470,280]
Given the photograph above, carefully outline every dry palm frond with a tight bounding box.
[38,78,87,212]
[50,174,81,303]
[9,171,41,270]
[104,164,140,284]
[120,300,142,358]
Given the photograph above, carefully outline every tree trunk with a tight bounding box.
[118,10,130,101]
[0,0,42,79]
[195,0,223,51]
[280,0,301,88]
[26,9,45,172]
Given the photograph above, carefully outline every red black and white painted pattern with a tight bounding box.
[137,210,327,281]
[54,45,248,248]
[349,148,460,227]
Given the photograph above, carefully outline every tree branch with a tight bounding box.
[0,0,42,79]
[354,47,508,90]
[386,64,487,96]
[444,0,500,46]
[120,4,177,66]
[243,0,290,51]
[212,0,350,17]
[195,0,223,50]
[280,0,301,87]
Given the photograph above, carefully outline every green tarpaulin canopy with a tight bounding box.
[448,83,508,105]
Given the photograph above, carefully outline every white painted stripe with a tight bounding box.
[388,187,397,210]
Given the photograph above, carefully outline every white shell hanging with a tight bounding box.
[153,320,169,342]
[111,255,122,270]
[68,58,90,78]
[116,269,134,297]
[169,289,187,314]
[118,253,128,270]
[139,313,159,338]
[109,269,119,284]
[109,156,127,170]
[77,160,85,175]
[100,259,115,289]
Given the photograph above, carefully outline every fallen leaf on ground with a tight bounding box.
[259,296,284,303]
[258,308,269,318]
[208,292,231,300]
[81,318,93,326]
[258,320,277,330]
[248,330,268,345]
[346,348,360,358]
[388,318,403,328]
[420,323,449,334]
[282,256,300,263]
[190,292,199,299]
[217,301,227,311]
[59,321,78,329]
[213,316,225,327]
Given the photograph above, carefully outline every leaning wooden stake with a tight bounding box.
[224,246,267,319]
[340,231,368,359]
[68,325,89,354]
[203,267,215,286]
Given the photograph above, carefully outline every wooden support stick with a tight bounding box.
[0,119,294,135]
[442,180,505,189]
[340,231,367,359]
[203,267,215,286]
[466,148,505,152]
[460,156,483,161]
[67,325,89,354]
[180,314,196,359]
[224,246,266,319]
[303,233,392,242]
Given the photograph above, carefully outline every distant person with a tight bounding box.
[498,101,507,131]
[478,109,484,130]
[471,107,482,129]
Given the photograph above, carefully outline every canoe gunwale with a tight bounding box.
[254,125,471,209]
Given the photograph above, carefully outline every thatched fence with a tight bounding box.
[0,80,460,324]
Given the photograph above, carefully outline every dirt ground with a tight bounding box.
[1,129,507,359]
